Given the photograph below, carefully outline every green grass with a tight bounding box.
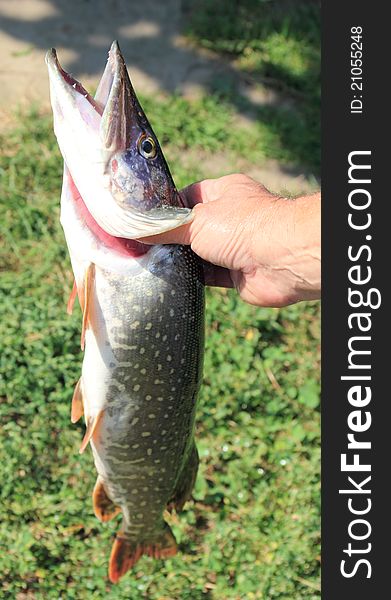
[184,0,321,175]
[0,104,320,598]
[141,92,309,180]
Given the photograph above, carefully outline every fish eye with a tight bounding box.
[138,135,157,159]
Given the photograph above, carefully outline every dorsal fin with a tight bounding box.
[81,263,95,351]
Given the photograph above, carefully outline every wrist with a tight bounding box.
[250,192,321,303]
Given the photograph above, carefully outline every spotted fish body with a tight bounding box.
[47,42,204,582]
[87,248,204,529]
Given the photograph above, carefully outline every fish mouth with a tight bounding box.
[45,40,134,151]
[45,48,101,112]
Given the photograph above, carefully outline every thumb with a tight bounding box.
[136,220,193,245]
[136,181,208,245]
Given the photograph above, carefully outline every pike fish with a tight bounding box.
[46,42,204,583]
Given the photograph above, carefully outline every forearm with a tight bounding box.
[250,192,321,303]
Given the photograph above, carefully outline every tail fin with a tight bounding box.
[109,524,177,583]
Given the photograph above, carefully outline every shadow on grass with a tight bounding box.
[0,0,320,175]
[184,0,321,174]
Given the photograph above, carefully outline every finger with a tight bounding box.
[179,181,204,208]
[136,183,206,245]
[180,178,223,207]
[202,262,234,289]
[136,221,192,245]
[136,178,218,245]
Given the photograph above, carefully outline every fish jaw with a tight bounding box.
[45,49,109,213]
[46,42,194,239]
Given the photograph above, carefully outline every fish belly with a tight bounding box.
[82,244,204,541]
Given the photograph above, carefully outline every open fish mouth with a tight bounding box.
[46,41,193,240]
[46,48,103,116]
[46,41,139,152]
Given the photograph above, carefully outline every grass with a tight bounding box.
[184,0,321,175]
[0,7,320,595]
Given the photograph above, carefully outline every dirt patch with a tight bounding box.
[0,0,319,193]
[0,0,271,108]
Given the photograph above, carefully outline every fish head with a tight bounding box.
[100,41,178,214]
[46,41,193,239]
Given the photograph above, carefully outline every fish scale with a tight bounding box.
[46,40,205,582]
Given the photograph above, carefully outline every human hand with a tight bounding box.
[139,174,321,307]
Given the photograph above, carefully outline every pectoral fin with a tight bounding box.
[71,378,84,423]
[79,409,104,454]
[67,279,78,315]
[81,263,95,351]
